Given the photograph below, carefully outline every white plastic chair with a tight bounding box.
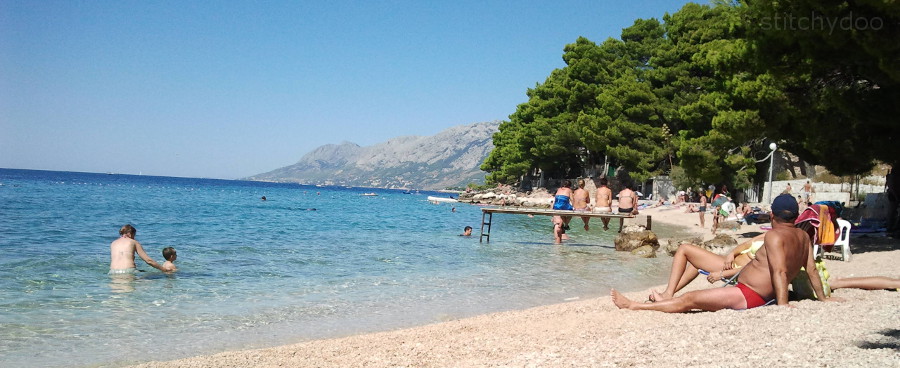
[832,219,852,262]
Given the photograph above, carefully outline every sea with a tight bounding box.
[0,168,676,367]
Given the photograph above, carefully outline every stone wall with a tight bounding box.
[762,180,883,205]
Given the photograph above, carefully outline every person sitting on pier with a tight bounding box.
[594,177,613,231]
[572,179,591,231]
[617,182,639,215]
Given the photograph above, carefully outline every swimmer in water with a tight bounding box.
[109,224,165,274]
[161,247,178,273]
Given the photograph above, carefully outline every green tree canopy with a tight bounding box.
[483,1,899,190]
[746,0,900,174]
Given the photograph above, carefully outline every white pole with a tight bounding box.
[767,143,777,204]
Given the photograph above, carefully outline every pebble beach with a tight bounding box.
[130,204,900,368]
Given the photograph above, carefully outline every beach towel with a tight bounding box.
[711,194,729,207]
[816,204,836,248]
[795,205,839,250]
[795,206,821,246]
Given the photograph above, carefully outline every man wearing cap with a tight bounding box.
[611,194,830,312]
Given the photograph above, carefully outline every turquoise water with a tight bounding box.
[0,168,671,367]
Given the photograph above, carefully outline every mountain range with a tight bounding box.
[246,121,500,190]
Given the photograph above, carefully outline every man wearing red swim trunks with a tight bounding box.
[611,194,831,312]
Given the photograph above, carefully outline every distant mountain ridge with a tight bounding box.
[247,121,500,189]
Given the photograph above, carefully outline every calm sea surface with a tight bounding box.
[0,168,672,367]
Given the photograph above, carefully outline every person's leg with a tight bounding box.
[581,216,590,231]
[601,217,610,231]
[654,244,726,300]
[552,216,563,244]
[613,286,746,312]
[712,212,720,235]
[699,211,705,228]
[830,276,900,290]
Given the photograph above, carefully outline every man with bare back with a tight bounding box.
[109,224,165,274]
[611,194,830,312]
[594,177,613,231]
[572,179,592,231]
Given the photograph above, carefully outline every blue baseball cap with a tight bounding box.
[771,193,799,220]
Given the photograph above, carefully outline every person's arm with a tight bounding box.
[722,244,745,270]
[764,233,791,306]
[134,241,164,271]
[803,238,828,301]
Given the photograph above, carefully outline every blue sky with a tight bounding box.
[1,0,694,179]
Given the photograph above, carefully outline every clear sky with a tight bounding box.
[1,0,694,179]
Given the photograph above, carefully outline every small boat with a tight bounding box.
[362,193,378,196]
[427,195,458,203]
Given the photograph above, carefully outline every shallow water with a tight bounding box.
[0,169,671,367]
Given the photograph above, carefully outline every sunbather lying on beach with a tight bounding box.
[612,194,830,312]
[830,276,900,291]
[647,234,766,302]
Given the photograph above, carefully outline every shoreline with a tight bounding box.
[131,252,900,367]
[130,209,900,368]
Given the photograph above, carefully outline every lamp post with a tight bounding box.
[767,142,777,204]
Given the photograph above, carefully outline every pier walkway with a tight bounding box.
[479,207,651,243]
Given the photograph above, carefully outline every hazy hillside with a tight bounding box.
[247,121,500,189]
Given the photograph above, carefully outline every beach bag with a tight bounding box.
[719,201,735,216]
[711,194,729,207]
[791,259,831,300]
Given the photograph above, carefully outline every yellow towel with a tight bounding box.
[817,205,836,246]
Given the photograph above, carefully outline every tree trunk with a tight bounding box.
[887,164,899,235]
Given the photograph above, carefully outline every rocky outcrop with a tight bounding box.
[246,121,500,190]
[701,234,738,256]
[614,225,659,254]
[663,237,703,256]
[631,245,657,258]
[716,220,742,232]
[457,187,554,208]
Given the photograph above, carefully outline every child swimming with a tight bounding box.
[161,247,178,273]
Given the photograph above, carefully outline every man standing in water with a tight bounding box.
[611,194,830,312]
[109,224,165,274]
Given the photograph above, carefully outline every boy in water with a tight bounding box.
[109,224,165,274]
[161,247,178,272]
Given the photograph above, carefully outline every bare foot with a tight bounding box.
[584,224,590,231]
[603,225,609,231]
[649,289,671,302]
[611,289,634,310]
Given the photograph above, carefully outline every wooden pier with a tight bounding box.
[479,207,651,243]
